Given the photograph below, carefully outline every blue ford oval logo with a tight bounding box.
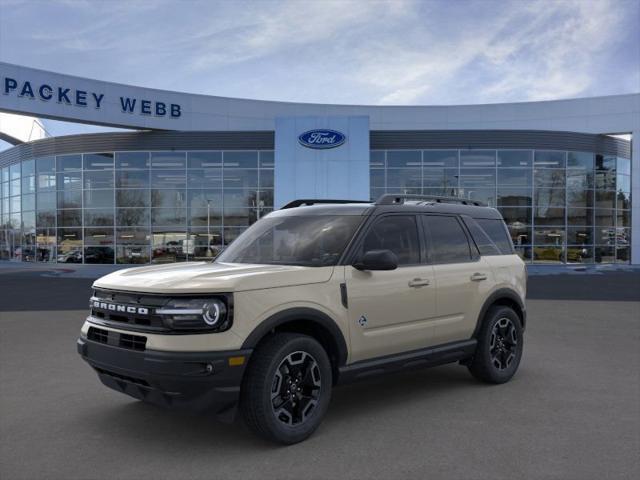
[298,129,346,149]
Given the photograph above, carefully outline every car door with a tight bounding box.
[345,214,436,363]
[422,214,493,345]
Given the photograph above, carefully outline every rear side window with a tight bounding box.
[476,218,514,254]
[423,215,472,264]
[360,215,420,265]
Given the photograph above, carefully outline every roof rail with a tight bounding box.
[281,199,372,209]
[375,194,486,207]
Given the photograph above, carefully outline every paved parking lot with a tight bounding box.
[1,269,639,480]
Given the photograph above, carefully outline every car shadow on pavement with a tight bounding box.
[76,365,482,450]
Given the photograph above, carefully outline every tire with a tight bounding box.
[468,306,523,384]
[240,333,332,444]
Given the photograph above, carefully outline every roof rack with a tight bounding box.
[375,194,486,207]
[281,199,372,209]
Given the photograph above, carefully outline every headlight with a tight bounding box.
[156,296,231,332]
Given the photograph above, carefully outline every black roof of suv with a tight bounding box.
[274,194,503,220]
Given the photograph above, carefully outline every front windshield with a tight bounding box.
[217,215,363,267]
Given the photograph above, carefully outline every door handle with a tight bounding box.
[408,278,431,287]
[470,272,488,281]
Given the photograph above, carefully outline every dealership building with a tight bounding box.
[0,62,638,265]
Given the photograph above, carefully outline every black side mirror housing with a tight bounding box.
[353,249,398,271]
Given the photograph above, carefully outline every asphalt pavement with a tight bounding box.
[0,269,639,479]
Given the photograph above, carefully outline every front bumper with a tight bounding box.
[77,336,252,418]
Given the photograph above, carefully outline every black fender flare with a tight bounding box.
[241,307,349,367]
[473,288,526,337]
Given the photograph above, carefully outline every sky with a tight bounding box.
[0,0,639,143]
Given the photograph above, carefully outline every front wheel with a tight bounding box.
[468,306,523,384]
[240,333,332,444]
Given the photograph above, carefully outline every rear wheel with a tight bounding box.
[468,306,523,384]
[240,333,332,444]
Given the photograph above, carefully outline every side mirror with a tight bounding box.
[353,249,398,271]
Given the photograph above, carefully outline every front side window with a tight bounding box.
[217,215,362,267]
[360,215,420,266]
[424,215,472,264]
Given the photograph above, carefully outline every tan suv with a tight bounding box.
[77,194,527,444]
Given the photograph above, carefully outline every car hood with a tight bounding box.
[93,262,335,294]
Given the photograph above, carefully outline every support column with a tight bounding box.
[631,129,639,265]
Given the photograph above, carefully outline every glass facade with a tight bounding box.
[370,150,632,264]
[0,150,274,264]
[0,147,631,265]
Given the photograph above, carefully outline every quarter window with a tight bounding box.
[424,215,472,264]
[476,218,514,254]
[361,215,420,266]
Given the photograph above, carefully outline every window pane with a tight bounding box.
[595,227,616,244]
[37,192,56,211]
[534,227,565,245]
[224,151,258,168]
[424,215,471,264]
[567,246,593,264]
[187,151,222,169]
[460,151,495,167]
[566,169,593,189]
[84,190,114,209]
[534,206,565,225]
[116,228,151,245]
[498,188,532,207]
[188,168,222,188]
[616,210,630,228]
[533,246,564,263]
[596,155,616,172]
[534,151,565,168]
[37,174,56,191]
[498,150,533,168]
[595,246,615,264]
[84,246,114,264]
[21,193,35,211]
[117,189,150,208]
[223,169,258,188]
[497,169,531,186]
[594,209,615,227]
[223,189,258,208]
[116,246,150,264]
[459,168,495,187]
[57,209,82,227]
[460,188,496,206]
[387,169,421,188]
[151,170,186,188]
[616,157,630,176]
[115,152,149,169]
[116,170,149,188]
[566,188,593,208]
[57,190,82,209]
[567,151,593,169]
[188,228,224,260]
[57,171,82,190]
[151,189,186,208]
[370,151,385,168]
[36,210,55,228]
[21,159,35,176]
[36,157,55,174]
[567,208,593,226]
[534,187,565,208]
[84,170,114,189]
[151,208,187,226]
[567,227,593,245]
[595,191,616,209]
[534,169,565,187]
[259,170,274,189]
[84,209,114,226]
[476,218,513,254]
[83,153,114,170]
[57,154,82,171]
[423,150,457,168]
[423,168,458,189]
[150,152,186,169]
[259,151,275,168]
[386,151,421,168]
[117,208,150,226]
[358,215,420,265]
[616,174,630,194]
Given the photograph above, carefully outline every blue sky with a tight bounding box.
[0,0,638,142]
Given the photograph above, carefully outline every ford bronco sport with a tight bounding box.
[78,194,527,444]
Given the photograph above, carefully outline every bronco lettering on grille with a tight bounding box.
[92,301,149,315]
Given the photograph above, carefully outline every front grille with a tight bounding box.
[86,326,147,352]
[119,333,147,351]
[87,326,108,344]
[94,367,149,387]
[90,289,168,332]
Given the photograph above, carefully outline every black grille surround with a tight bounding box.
[88,288,234,334]
[87,326,147,352]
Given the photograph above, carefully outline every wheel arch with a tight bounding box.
[241,307,348,381]
[473,288,526,338]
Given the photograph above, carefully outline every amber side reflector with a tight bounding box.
[228,356,245,366]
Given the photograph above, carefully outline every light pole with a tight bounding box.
[206,200,212,257]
